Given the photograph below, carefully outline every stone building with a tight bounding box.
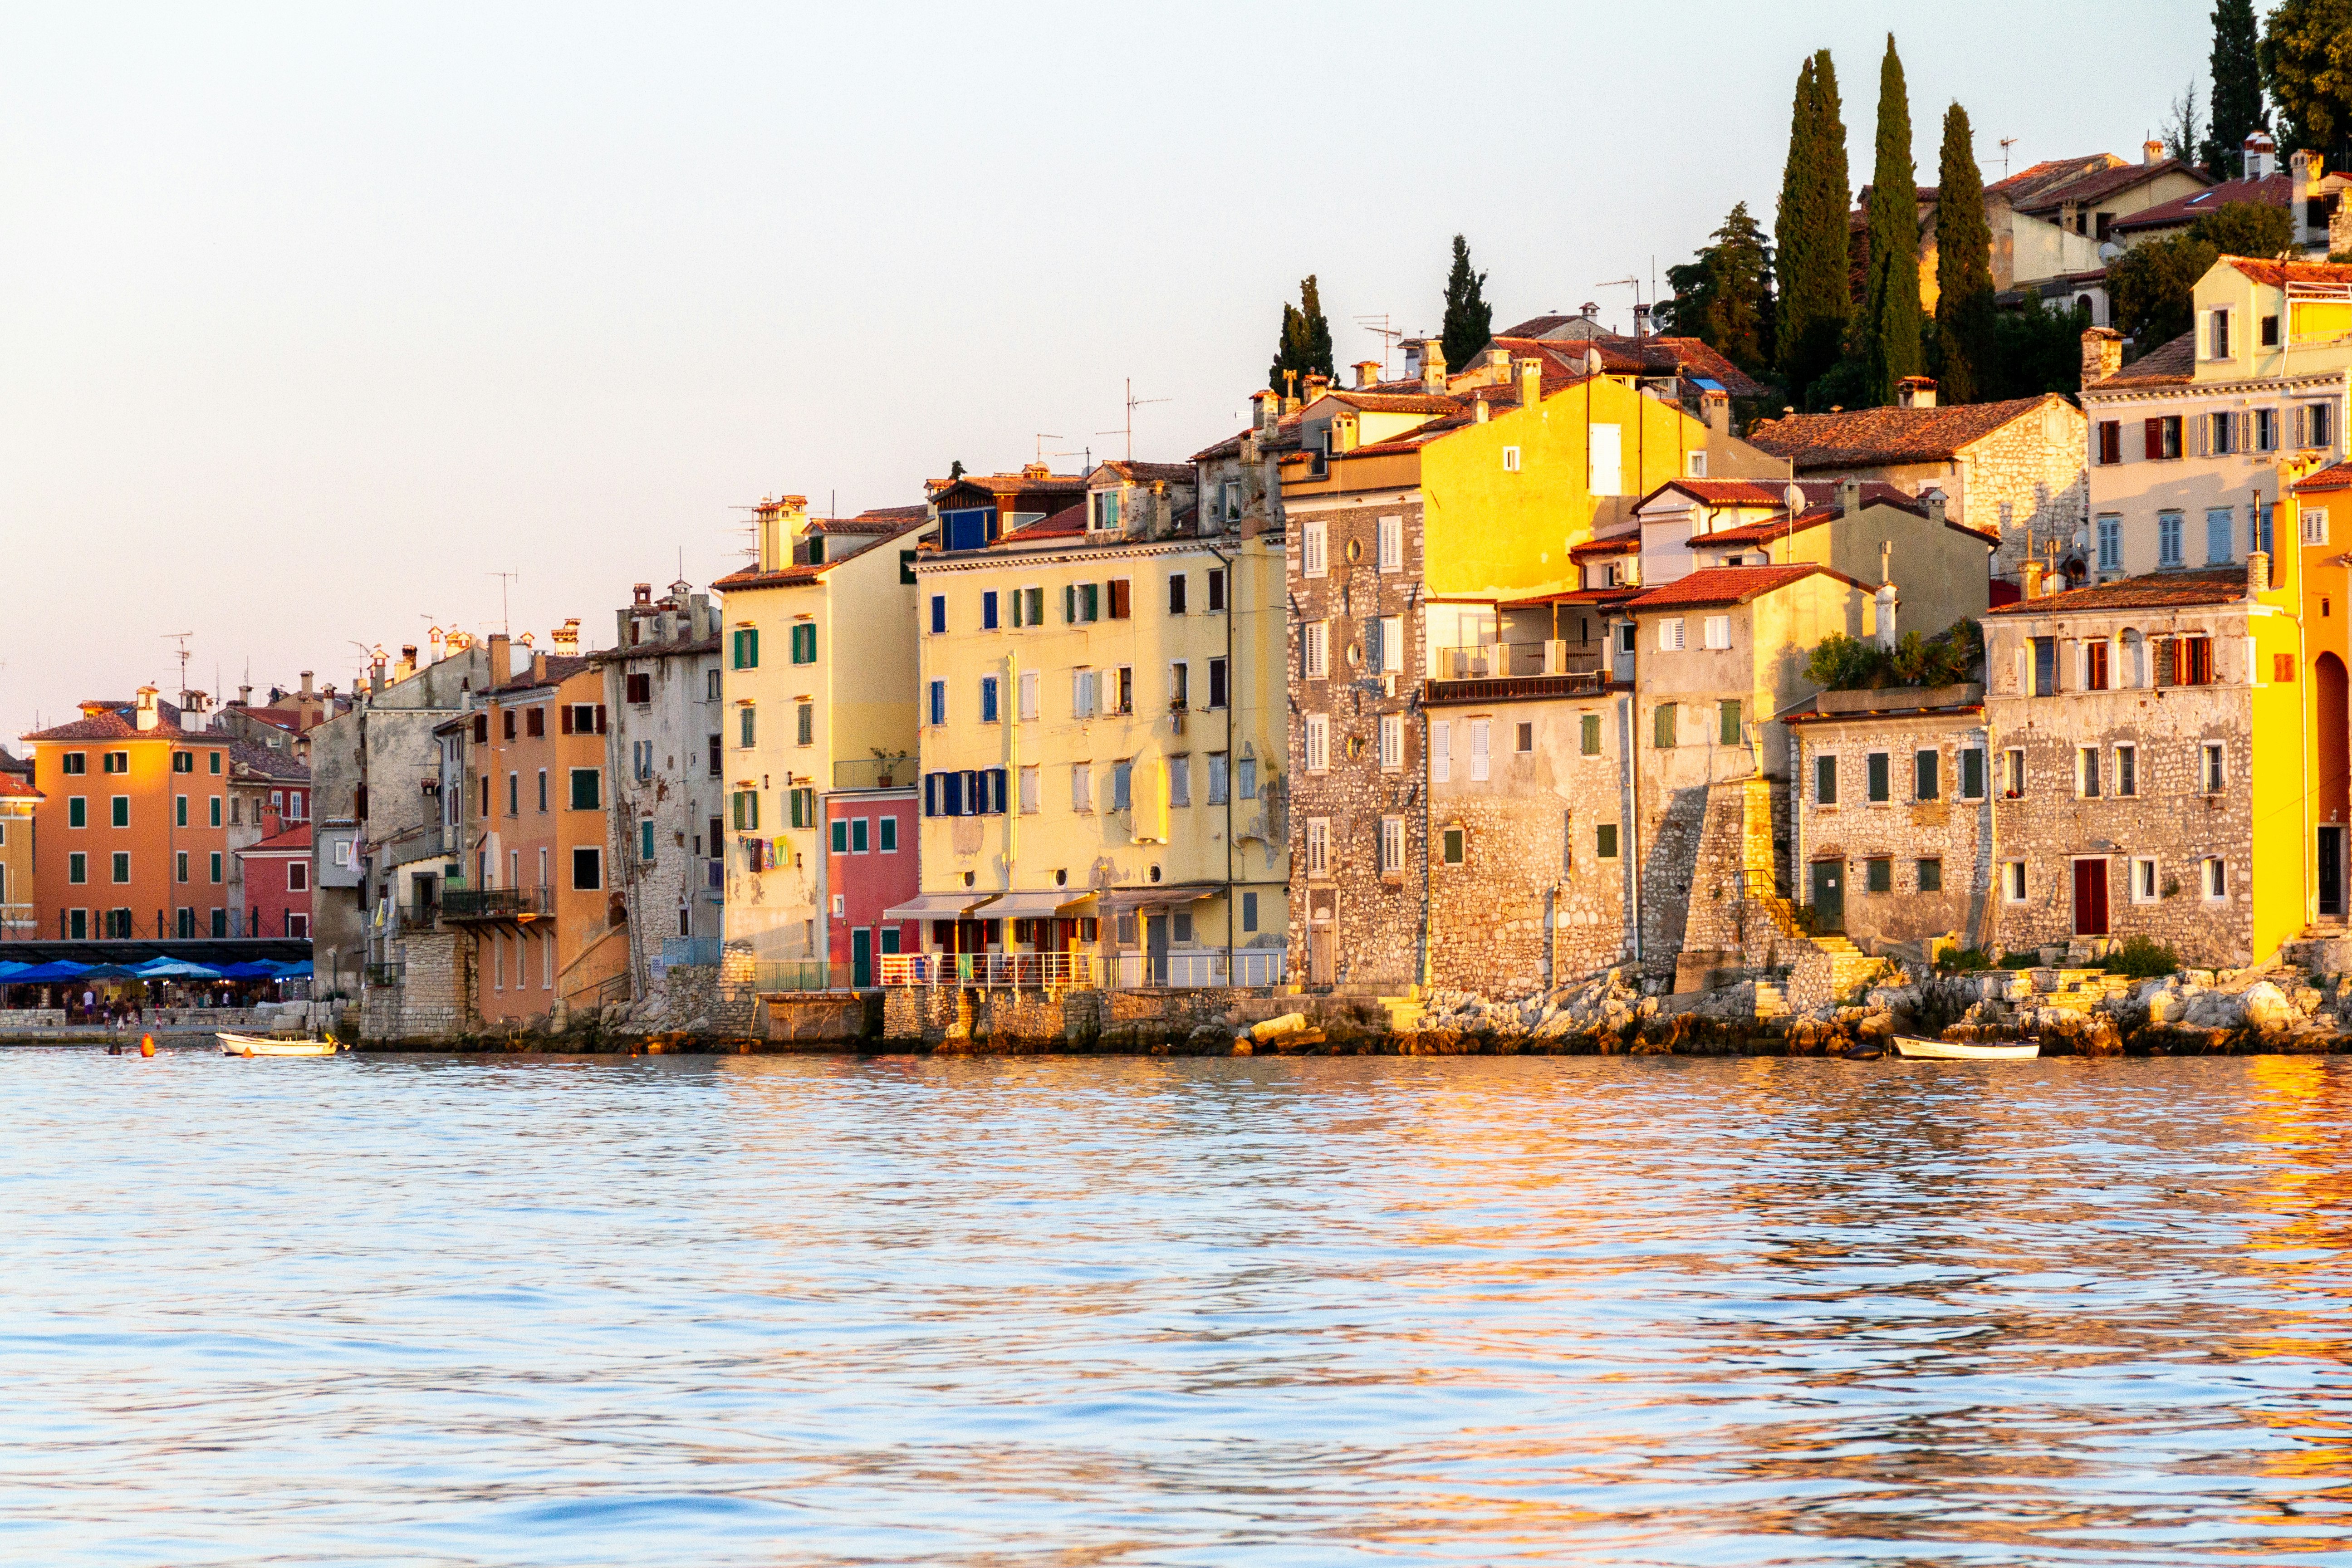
[594,580,725,1004]
[1787,688,1992,952]
[1746,383,2087,586]
[1978,561,2303,967]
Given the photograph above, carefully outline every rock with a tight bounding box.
[1250,1012,1311,1044]
[2239,980,2293,1030]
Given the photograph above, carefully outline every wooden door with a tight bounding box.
[1809,861,1843,931]
[2073,858,2109,936]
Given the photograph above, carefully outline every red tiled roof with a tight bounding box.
[1746,396,2063,468]
[814,505,928,536]
[1094,460,1194,483]
[2112,174,2295,233]
[713,561,828,589]
[486,654,594,697]
[1504,585,1642,608]
[2004,157,2206,214]
[1640,477,1913,511]
[1627,563,1866,610]
[24,700,192,743]
[0,772,42,799]
[226,740,309,782]
[1568,534,1639,559]
[1491,335,1771,398]
[1985,154,2122,205]
[2087,329,2195,389]
[238,822,313,854]
[2294,461,2352,494]
[1690,501,1996,550]
[1984,565,2247,616]
[927,471,1088,497]
[2219,255,2352,289]
[1000,501,1088,542]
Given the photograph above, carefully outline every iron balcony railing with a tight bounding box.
[440,886,553,920]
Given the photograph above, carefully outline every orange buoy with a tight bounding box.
[138,1034,156,1058]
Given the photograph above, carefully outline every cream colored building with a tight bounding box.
[904,461,1290,985]
[713,496,934,970]
[0,770,39,937]
[2080,257,2351,583]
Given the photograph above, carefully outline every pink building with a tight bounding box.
[825,787,916,988]
[236,822,313,939]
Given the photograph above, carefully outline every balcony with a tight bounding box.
[1427,641,1612,704]
[877,946,1288,991]
[440,886,553,921]
[833,757,912,791]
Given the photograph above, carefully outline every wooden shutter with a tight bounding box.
[1109,578,1131,619]
[2144,417,2162,459]
[559,706,573,734]
[594,705,607,734]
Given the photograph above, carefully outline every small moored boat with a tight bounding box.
[216,1032,345,1057]
[1893,1035,2039,1060]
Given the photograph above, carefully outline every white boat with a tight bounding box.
[216,1032,345,1057]
[1893,1035,2040,1060]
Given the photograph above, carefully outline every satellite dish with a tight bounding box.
[1584,348,1602,377]
[1784,484,1806,514]
[2098,241,2122,261]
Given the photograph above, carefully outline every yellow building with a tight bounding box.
[0,768,39,938]
[713,496,935,972]
[902,461,1290,985]
[2293,459,2352,920]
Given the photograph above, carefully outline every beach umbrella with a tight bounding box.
[80,964,143,981]
[0,961,30,980]
[10,962,92,983]
[135,957,223,979]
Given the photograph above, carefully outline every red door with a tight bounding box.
[2073,858,2109,936]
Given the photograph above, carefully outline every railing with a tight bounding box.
[441,886,553,920]
[662,936,720,968]
[1425,669,1610,704]
[832,758,912,791]
[754,960,838,992]
[878,946,1289,990]
[1436,641,1604,680]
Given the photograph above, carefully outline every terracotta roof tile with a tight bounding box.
[2087,328,2195,388]
[239,822,313,854]
[814,505,929,536]
[2294,461,2352,493]
[1983,565,2247,615]
[0,772,42,799]
[1642,477,1913,511]
[226,740,309,781]
[1985,154,2122,205]
[2111,173,2297,233]
[1627,563,1865,610]
[24,700,192,743]
[1095,461,1194,483]
[1568,534,1639,559]
[1746,395,2063,468]
[486,654,595,696]
[2218,255,2352,289]
[2012,157,2205,213]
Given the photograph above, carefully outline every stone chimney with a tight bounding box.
[2081,327,2122,387]
[2244,130,2275,179]
[1353,359,1382,389]
[1472,397,1489,424]
[552,618,581,656]
[1839,478,1862,517]
[2145,138,2166,167]
[531,650,549,684]
[1419,341,1448,394]
[487,633,510,686]
[756,495,808,573]
[134,686,160,731]
[1924,490,1947,526]
[395,646,418,682]
[1251,390,1279,433]
[1700,387,1730,437]
[2019,559,2044,599]
[2248,549,2270,599]
[1876,581,1899,651]
[1516,356,1542,412]
[1896,376,1937,409]
[426,627,444,666]
[237,683,253,706]
[1301,372,1330,404]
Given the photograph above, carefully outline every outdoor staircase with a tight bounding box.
[1735,778,1897,1006]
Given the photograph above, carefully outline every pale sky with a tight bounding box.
[0,1,2215,740]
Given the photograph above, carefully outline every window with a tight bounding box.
[68,796,84,828]
[1581,714,1602,757]
[1653,702,1677,749]
[1617,621,1636,656]
[1239,754,1257,799]
[1866,752,1890,803]
[506,773,519,815]
[1111,666,1133,715]
[1380,715,1403,770]
[2277,653,2298,683]
[1018,670,1040,722]
[2004,861,2027,902]
[175,794,187,827]
[1167,663,1189,712]
[849,817,871,853]
[739,705,757,747]
[1381,616,1406,676]
[1431,720,1450,782]
[1165,574,1186,615]
[68,852,85,884]
[1658,618,1686,652]
[2208,410,2238,455]
[1207,569,1226,612]
[1385,817,1409,873]
[2206,505,2234,565]
[1914,749,1939,800]
[1303,621,1329,679]
[113,851,130,883]
[2180,637,2213,685]
[570,768,601,810]
[1588,424,1620,493]
[1502,445,1522,473]
[1207,657,1228,710]
[731,627,759,669]
[1306,818,1330,877]
[1815,753,1838,804]
[2003,747,2026,799]
[103,751,127,774]
[2208,307,2232,360]
[789,622,817,664]
[2203,857,2228,900]
[2097,515,2122,573]
[111,796,128,828]
[2263,313,2281,348]
[790,701,811,745]
[1865,857,1891,893]
[2079,746,2101,798]
[1596,823,1619,859]
[980,676,1000,724]
[1303,520,1327,578]
[2115,744,2137,796]
[2132,858,2159,902]
[2097,420,2122,465]
[1377,515,1403,573]
[2085,639,2110,691]
[2032,636,2057,696]
[928,680,947,726]
[2203,742,2226,793]
[789,786,817,828]
[1207,752,1229,805]
[538,770,549,811]
[1470,719,1490,781]
[1060,761,1090,813]
[2159,511,2184,567]
[2258,407,2278,451]
[1007,585,1039,627]
[830,818,848,855]
[1917,858,1943,892]
[1107,579,1132,620]
[929,595,947,635]
[1063,583,1099,625]
[1687,450,1708,477]
[561,703,603,735]
[1693,614,1730,651]
[1514,720,1534,755]
[1241,892,1258,933]
[572,847,602,891]
[172,750,192,774]
[2146,415,2182,460]
[1168,755,1192,808]
[2306,508,2331,546]
[2310,401,2336,451]
[62,752,85,775]
[1718,700,1741,746]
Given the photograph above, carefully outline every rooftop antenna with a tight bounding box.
[161,632,193,698]
[1355,313,1401,379]
[1999,137,2018,179]
[1035,433,1063,464]
[1595,275,1645,335]
[485,571,518,636]
[1096,378,1171,462]
[1049,445,1093,473]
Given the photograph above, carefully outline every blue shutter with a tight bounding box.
[924,774,939,817]
[989,768,1007,814]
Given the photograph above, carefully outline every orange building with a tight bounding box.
[22,688,233,941]
[440,655,627,1020]
[2294,461,2352,920]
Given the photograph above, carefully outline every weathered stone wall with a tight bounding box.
[1793,711,1995,953]
[1963,400,2089,580]
[1287,495,1426,992]
[362,927,470,1044]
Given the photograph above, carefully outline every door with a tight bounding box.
[851,927,872,989]
[2323,828,2346,919]
[1146,914,1170,987]
[2073,858,2110,936]
[1809,860,1844,932]
[1308,924,1335,986]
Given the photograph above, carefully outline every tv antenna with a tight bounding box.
[1999,137,2018,179]
[1595,275,1645,335]
[1048,445,1094,473]
[486,570,518,636]
[1035,433,1063,465]
[1356,313,1401,379]
[161,632,193,698]
[1096,378,1171,462]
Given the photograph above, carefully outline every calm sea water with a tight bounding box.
[5,1049,2352,1566]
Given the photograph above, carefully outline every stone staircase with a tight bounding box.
[1732,780,1898,1008]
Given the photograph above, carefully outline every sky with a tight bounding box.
[0,0,2219,740]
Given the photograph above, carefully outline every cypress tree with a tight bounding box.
[1268,274,1336,395]
[1862,33,1923,406]
[1934,103,1995,404]
[1439,235,1494,373]
[1774,49,1851,403]
[2202,0,2267,176]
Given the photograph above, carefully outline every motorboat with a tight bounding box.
[216,1033,346,1057]
[1892,1035,2040,1060]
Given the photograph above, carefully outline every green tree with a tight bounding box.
[1862,34,1924,405]
[1774,49,1851,404]
[1658,201,1776,376]
[2260,0,2352,164]
[2108,235,2218,348]
[1268,274,1334,396]
[2201,0,2269,177]
[2163,78,2206,166]
[2189,198,2295,256]
[1438,235,1493,374]
[1985,294,2089,399]
[1933,103,1995,403]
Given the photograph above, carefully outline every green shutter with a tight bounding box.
[1719,699,1741,746]
[1580,714,1601,756]
[1064,584,1077,623]
[1653,703,1676,749]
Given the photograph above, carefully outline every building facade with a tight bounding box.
[824,786,917,987]
[0,770,41,939]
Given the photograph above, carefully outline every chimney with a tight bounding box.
[299,671,314,700]
[1876,580,1899,651]
[1700,387,1730,437]
[532,651,549,683]
[756,495,808,573]
[1839,478,1861,517]
[2244,130,2275,179]
[134,686,160,731]
[1353,358,1382,389]
[394,646,418,681]
[1301,372,1330,404]
[1251,389,1278,433]
[180,691,208,733]
[2081,327,2123,387]
[1419,341,1447,394]
[1632,301,1651,341]
[1402,339,1425,380]
[1896,376,1937,409]
[2248,549,2270,599]
[1472,397,1489,424]
[552,618,581,655]
[2019,559,2044,599]
[2145,138,2166,166]
[488,632,511,686]
[427,627,444,665]
[1516,356,1542,412]
[237,683,253,706]
[1924,489,1947,527]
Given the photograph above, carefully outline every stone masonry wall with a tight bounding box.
[363,927,470,1044]
[1794,713,1995,953]
[1965,399,2089,581]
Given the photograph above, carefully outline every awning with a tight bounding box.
[987,892,1088,919]
[1094,883,1224,912]
[881,892,1000,921]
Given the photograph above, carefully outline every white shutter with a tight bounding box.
[1431,720,1451,783]
[1470,720,1490,782]
[1381,616,1404,673]
[1588,424,1622,496]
